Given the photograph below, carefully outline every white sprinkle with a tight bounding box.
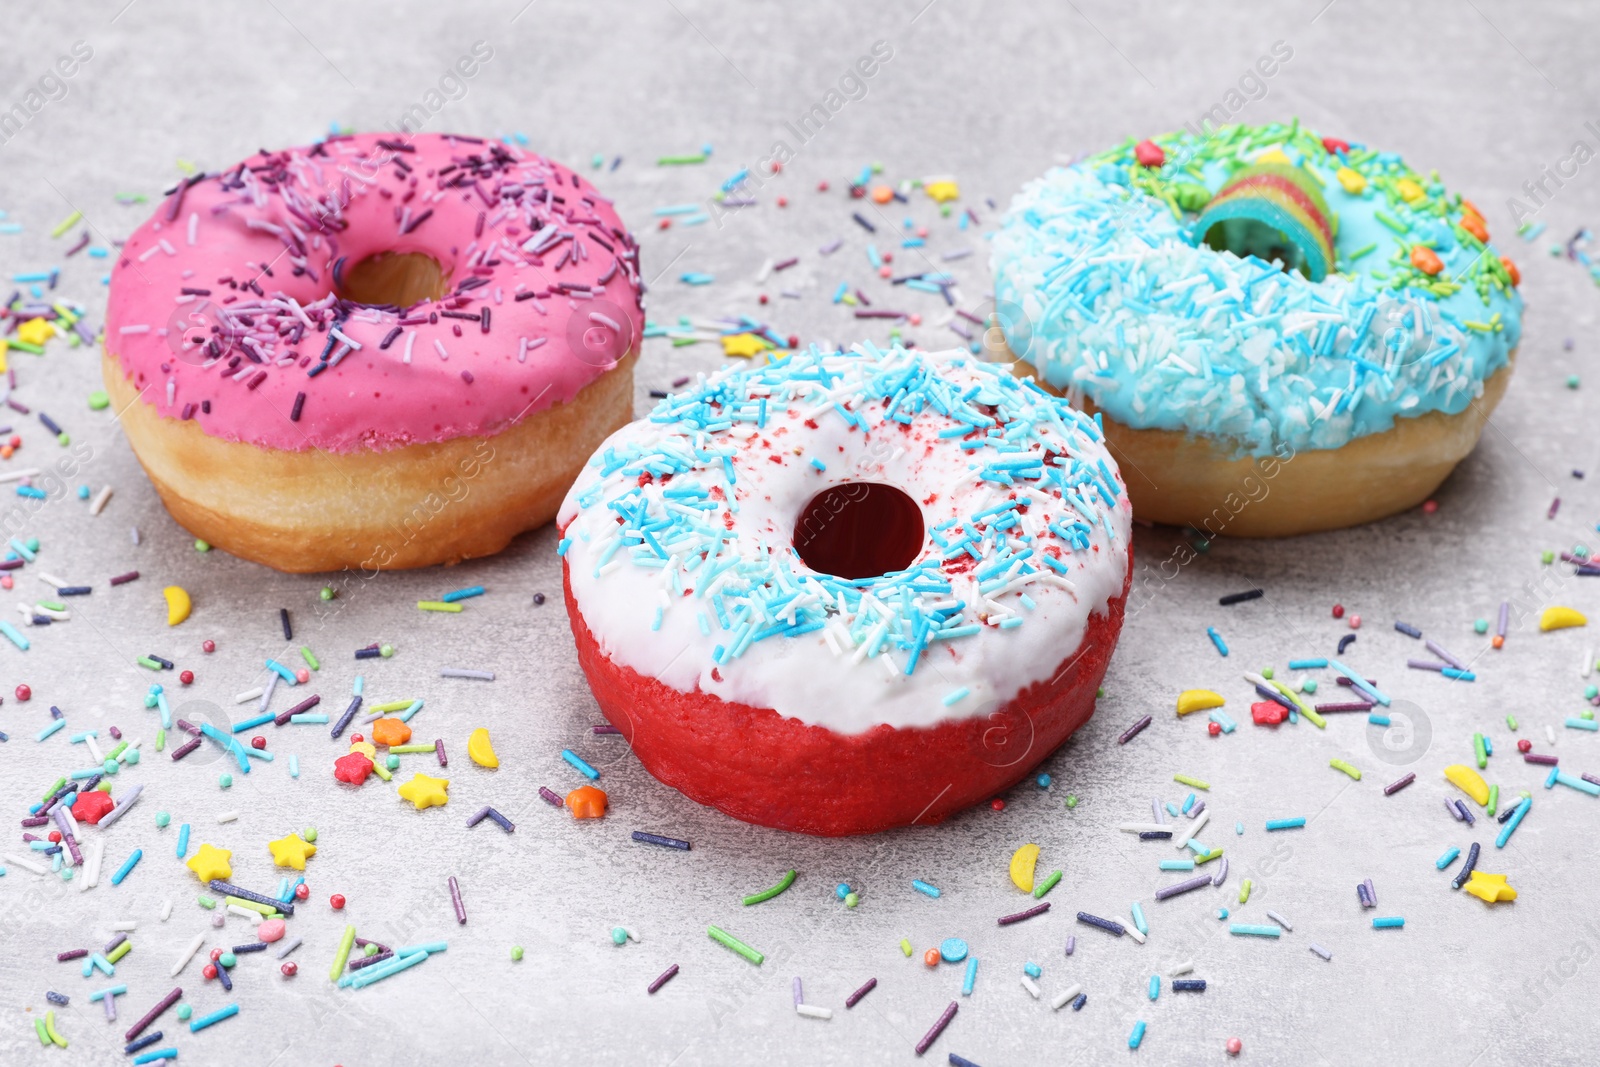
[216,810,239,824]
[1051,983,1084,1010]
[187,212,198,246]
[81,840,104,889]
[275,936,302,960]
[588,311,621,332]
[624,928,642,943]
[85,735,103,763]
[226,904,262,923]
[234,687,264,704]
[525,337,548,351]
[3,851,48,875]
[433,338,449,361]
[171,932,206,976]
[130,527,140,545]
[118,324,151,335]
[160,899,173,922]
[89,486,113,515]
[112,919,138,932]
[159,238,176,256]
[1547,725,1557,744]
[439,668,494,681]
[329,327,362,351]
[1021,976,1042,998]
[0,468,40,484]
[1122,919,1146,944]
[137,245,162,262]
[1176,810,1209,850]
[1309,943,1333,961]
[37,571,66,589]
[1583,648,1593,678]
[1265,910,1294,932]
[1168,959,1194,977]
[403,331,416,364]
[795,1004,832,1019]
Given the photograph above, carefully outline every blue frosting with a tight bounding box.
[991,122,1524,456]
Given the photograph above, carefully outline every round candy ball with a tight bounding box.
[281,962,298,977]
[511,945,524,961]
[124,748,141,765]
[155,811,170,828]
[202,640,216,653]
[219,773,232,789]
[611,927,628,945]
[102,759,119,776]
[219,952,236,968]
[844,892,859,908]
[250,736,267,750]
[201,963,218,980]
[294,883,310,901]
[180,670,194,685]
[15,684,30,701]
[176,1004,193,1021]
[303,827,317,843]
[1227,1037,1243,1056]
[330,893,346,910]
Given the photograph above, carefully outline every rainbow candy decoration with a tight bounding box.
[1194,162,1337,281]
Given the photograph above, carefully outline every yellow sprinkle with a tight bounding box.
[1336,167,1366,194]
[1540,606,1587,631]
[720,332,770,358]
[1330,758,1362,780]
[900,938,913,957]
[1462,871,1517,903]
[1443,764,1491,805]
[417,601,463,613]
[1255,148,1292,165]
[1176,689,1225,717]
[1395,178,1425,203]
[1173,774,1210,791]
[923,179,961,203]
[16,318,54,347]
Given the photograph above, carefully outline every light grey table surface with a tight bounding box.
[3,1,1600,1064]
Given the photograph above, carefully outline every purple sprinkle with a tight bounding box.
[1407,659,1447,672]
[1525,753,1559,766]
[647,964,679,994]
[915,1001,958,1055]
[347,949,394,972]
[845,977,877,1008]
[1337,634,1357,654]
[1383,773,1416,796]
[56,948,88,962]
[448,875,466,925]
[792,976,804,1007]
[290,392,306,422]
[998,902,1050,926]
[1315,701,1374,713]
[1063,936,1075,956]
[593,724,622,735]
[1154,874,1213,901]
[538,786,563,808]
[466,805,492,828]
[1117,715,1153,745]
[435,738,447,767]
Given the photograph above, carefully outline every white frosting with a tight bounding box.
[558,345,1132,735]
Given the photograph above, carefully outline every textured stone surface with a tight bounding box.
[1,1,1598,1064]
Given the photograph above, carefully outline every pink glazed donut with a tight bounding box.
[103,132,643,572]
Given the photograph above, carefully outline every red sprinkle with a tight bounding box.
[330,894,346,910]
[1331,605,1345,619]
[280,961,298,977]
[15,684,30,701]
[250,736,267,750]
[180,670,194,685]
[1134,139,1165,167]
[202,640,216,653]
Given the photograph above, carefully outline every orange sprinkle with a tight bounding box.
[1410,245,1444,276]
[1500,256,1521,286]
[370,717,411,747]
[1460,213,1488,243]
[923,947,941,967]
[870,185,893,204]
[566,785,607,819]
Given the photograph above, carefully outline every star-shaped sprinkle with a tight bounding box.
[923,179,960,203]
[185,843,232,883]
[16,318,54,347]
[1463,871,1517,903]
[267,833,317,870]
[397,772,450,810]
[720,332,770,358]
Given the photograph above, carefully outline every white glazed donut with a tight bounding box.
[559,343,1133,835]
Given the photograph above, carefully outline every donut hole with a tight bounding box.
[334,251,450,308]
[792,483,924,580]
[1201,218,1309,278]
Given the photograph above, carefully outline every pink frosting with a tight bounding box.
[105,133,644,453]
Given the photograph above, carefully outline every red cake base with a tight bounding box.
[563,555,1131,836]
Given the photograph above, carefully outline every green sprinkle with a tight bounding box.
[319,586,335,601]
[137,656,162,670]
[194,539,210,552]
[741,869,797,906]
[844,892,859,908]
[155,728,165,752]
[417,601,462,613]
[1173,774,1210,791]
[1463,320,1494,333]
[1261,667,1274,680]
[1346,242,1378,261]
[197,894,216,909]
[900,938,913,957]
[1507,715,1519,731]
[707,925,764,964]
[9,341,44,355]
[302,827,317,843]
[49,211,82,239]
[1373,210,1409,235]
[300,646,320,671]
[1032,869,1063,899]
[1568,375,1582,389]
[1065,794,1078,809]
[657,154,709,165]
[1330,758,1362,780]
[511,945,524,961]
[87,390,109,410]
